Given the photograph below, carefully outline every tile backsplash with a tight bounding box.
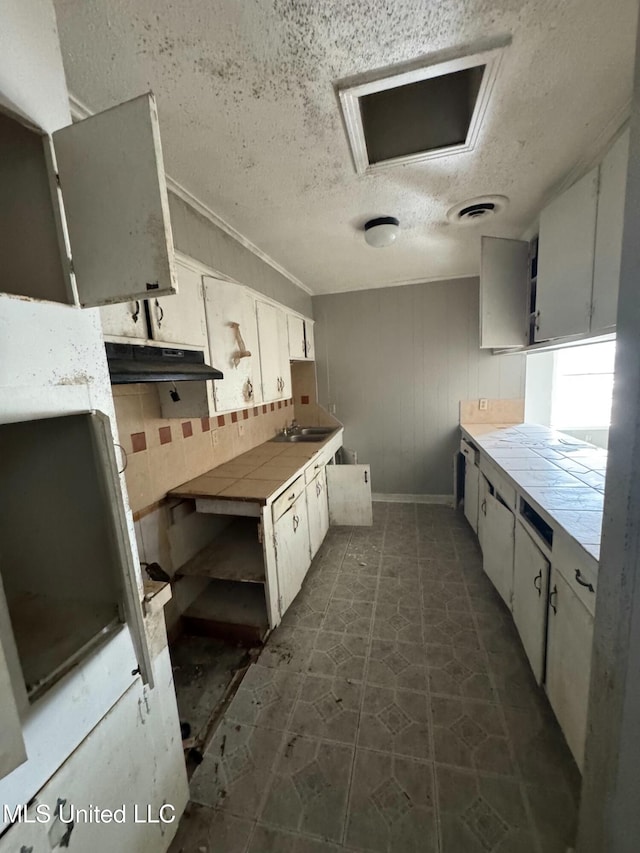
[113,384,291,515]
[459,398,525,425]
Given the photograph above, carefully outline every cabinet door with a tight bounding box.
[480,491,515,609]
[464,461,480,534]
[275,499,311,613]
[535,167,599,341]
[89,412,153,687]
[256,300,283,402]
[52,93,177,307]
[546,566,594,770]
[477,474,491,554]
[326,464,373,525]
[512,522,550,683]
[306,468,329,558]
[205,278,262,412]
[149,261,207,348]
[277,308,292,398]
[288,313,306,360]
[592,129,630,334]
[305,320,315,359]
[480,237,529,348]
[100,300,148,341]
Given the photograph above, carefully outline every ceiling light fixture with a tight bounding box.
[364,216,400,248]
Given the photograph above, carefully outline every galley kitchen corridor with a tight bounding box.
[170,503,580,853]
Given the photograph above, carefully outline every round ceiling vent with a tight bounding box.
[446,195,509,225]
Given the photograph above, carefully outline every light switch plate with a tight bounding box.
[212,430,219,447]
[238,423,245,437]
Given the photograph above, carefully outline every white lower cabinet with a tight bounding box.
[545,565,594,770]
[274,498,311,613]
[464,460,480,534]
[512,522,550,684]
[0,647,187,853]
[479,489,515,609]
[306,468,329,558]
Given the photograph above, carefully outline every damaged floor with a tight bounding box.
[169,503,580,853]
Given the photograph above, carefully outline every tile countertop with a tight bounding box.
[461,422,606,562]
[169,428,343,505]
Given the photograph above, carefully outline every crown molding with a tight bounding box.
[315,272,478,297]
[68,93,314,296]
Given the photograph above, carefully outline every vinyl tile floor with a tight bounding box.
[169,503,581,853]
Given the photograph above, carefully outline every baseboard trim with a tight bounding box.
[372,493,454,505]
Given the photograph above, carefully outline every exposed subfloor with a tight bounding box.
[171,635,252,745]
[169,503,581,853]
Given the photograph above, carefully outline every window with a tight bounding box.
[550,341,616,432]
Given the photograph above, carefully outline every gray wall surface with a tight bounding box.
[169,192,312,316]
[313,277,526,496]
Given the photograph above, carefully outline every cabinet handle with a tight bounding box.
[316,481,321,497]
[132,300,141,323]
[364,470,368,484]
[288,493,295,501]
[549,584,558,614]
[535,309,540,333]
[293,514,299,532]
[155,299,164,327]
[533,570,542,597]
[481,498,487,516]
[247,379,253,399]
[574,569,595,593]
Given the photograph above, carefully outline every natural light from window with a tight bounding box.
[550,340,616,431]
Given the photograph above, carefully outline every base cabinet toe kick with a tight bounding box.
[460,427,598,771]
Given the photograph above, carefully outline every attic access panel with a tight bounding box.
[338,45,505,175]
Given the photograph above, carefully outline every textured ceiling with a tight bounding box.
[53,0,638,295]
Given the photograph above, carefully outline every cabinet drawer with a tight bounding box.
[304,452,331,486]
[272,474,306,523]
[551,528,598,616]
[479,456,517,509]
[460,438,479,465]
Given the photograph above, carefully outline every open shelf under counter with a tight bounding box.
[175,517,266,584]
[182,579,269,645]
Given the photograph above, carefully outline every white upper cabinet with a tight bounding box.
[52,93,177,307]
[150,261,207,348]
[592,128,630,334]
[287,313,315,360]
[288,314,306,360]
[256,300,291,402]
[535,166,599,342]
[304,320,315,360]
[480,237,529,349]
[204,277,262,412]
[99,300,147,341]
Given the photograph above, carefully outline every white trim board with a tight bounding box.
[372,493,454,505]
[337,39,508,176]
[68,93,313,297]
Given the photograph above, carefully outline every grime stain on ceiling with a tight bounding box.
[53,0,637,294]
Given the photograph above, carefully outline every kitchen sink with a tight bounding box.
[271,433,325,443]
[270,426,336,443]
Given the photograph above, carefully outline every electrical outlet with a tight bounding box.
[330,403,336,414]
[212,430,219,447]
[238,423,245,437]
[479,398,488,411]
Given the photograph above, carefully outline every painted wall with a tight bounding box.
[168,192,313,317]
[313,277,526,496]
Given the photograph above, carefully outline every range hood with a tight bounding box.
[106,342,223,384]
